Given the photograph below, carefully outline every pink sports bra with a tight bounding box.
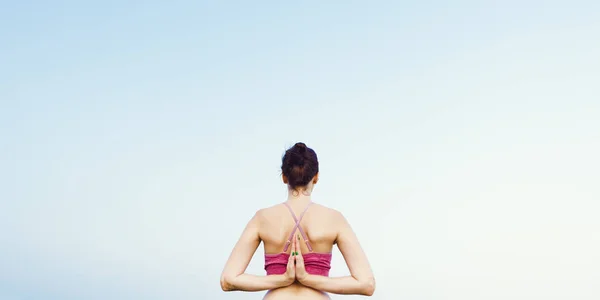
[264,202,332,277]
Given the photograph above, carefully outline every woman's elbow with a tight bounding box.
[220,275,235,292]
[360,277,376,296]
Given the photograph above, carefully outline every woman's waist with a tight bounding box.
[263,282,330,300]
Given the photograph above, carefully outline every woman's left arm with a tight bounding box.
[220,210,293,292]
[295,212,376,296]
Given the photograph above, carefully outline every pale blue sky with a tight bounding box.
[1,1,599,299]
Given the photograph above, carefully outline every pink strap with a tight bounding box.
[282,202,314,252]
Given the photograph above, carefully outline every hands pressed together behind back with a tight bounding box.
[283,234,309,285]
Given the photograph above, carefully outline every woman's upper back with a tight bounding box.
[258,201,343,276]
[259,201,342,254]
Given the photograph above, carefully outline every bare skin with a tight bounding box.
[220,174,376,299]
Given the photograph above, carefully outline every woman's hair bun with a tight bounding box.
[294,142,307,153]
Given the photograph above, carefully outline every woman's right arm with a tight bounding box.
[220,210,294,292]
[299,211,376,296]
[221,274,292,292]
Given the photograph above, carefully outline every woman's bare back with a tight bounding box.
[260,201,340,299]
[261,201,339,255]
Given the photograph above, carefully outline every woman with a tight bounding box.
[220,142,375,299]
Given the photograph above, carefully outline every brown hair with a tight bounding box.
[281,142,319,190]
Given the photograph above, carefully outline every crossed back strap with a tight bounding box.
[282,202,313,252]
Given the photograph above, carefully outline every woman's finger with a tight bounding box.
[290,236,296,260]
[295,234,304,263]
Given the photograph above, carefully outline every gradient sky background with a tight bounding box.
[1,1,599,299]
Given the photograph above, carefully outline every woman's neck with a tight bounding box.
[286,189,313,204]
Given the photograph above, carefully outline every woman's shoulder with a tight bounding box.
[310,202,344,217]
